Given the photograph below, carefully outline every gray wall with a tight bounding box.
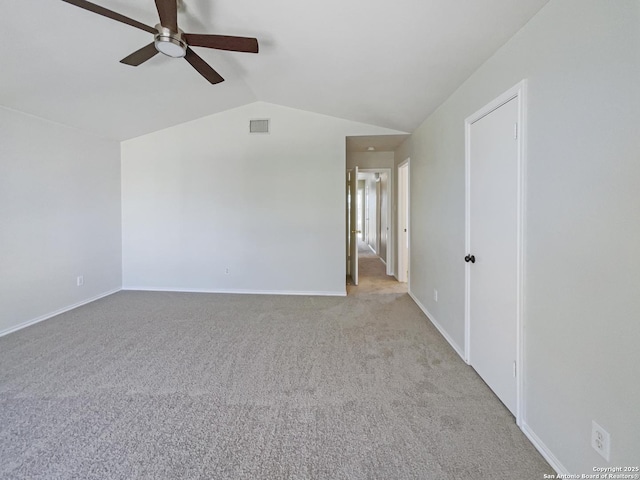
[0,106,122,334]
[379,172,389,263]
[368,175,378,255]
[357,179,366,241]
[396,0,639,472]
[121,102,400,295]
[346,151,394,170]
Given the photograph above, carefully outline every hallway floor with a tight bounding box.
[347,241,407,295]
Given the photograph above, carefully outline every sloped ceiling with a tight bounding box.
[1,0,549,141]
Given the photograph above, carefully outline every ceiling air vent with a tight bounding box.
[249,119,270,134]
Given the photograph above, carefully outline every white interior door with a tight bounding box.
[468,97,519,415]
[398,162,409,283]
[349,167,359,285]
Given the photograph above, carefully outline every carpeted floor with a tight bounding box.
[0,268,551,479]
[347,242,408,295]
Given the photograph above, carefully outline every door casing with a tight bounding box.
[464,80,527,426]
[348,167,359,285]
[397,160,409,283]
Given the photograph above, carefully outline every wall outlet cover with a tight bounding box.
[591,420,611,462]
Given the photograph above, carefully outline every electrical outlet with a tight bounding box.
[224,267,230,275]
[591,420,610,461]
[76,276,84,287]
[433,289,438,302]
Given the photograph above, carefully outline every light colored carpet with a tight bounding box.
[347,241,407,295]
[0,289,551,479]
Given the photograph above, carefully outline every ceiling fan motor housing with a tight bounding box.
[154,24,187,58]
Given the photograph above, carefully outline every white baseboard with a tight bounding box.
[122,286,347,297]
[407,291,567,475]
[0,288,121,338]
[521,422,568,476]
[408,290,465,360]
[3,283,566,478]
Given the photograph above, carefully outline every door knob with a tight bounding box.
[464,254,476,263]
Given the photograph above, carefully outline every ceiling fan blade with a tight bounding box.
[184,48,224,84]
[61,0,156,34]
[154,0,178,32]
[120,43,159,66]
[184,34,259,53]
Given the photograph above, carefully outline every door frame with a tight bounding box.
[347,167,359,285]
[359,168,393,276]
[464,80,527,425]
[397,159,410,284]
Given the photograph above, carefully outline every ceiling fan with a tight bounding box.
[61,0,259,84]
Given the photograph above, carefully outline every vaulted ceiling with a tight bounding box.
[1,0,549,140]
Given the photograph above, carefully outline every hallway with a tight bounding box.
[347,241,407,295]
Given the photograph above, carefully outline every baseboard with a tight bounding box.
[407,292,566,474]
[122,286,347,297]
[408,290,465,360]
[521,422,569,475]
[0,288,121,338]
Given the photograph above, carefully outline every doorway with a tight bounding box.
[465,81,526,422]
[344,135,410,294]
[358,169,391,268]
[347,168,404,294]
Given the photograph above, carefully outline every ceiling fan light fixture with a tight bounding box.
[154,24,187,58]
[61,0,258,84]
[155,37,186,57]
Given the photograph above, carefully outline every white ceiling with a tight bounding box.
[1,0,549,141]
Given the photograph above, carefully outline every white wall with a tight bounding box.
[397,0,639,472]
[346,151,394,170]
[121,102,400,295]
[365,175,378,253]
[0,106,122,335]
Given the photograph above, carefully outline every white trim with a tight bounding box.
[518,83,529,427]
[409,290,465,360]
[0,288,121,338]
[358,168,393,275]
[407,158,411,291]
[521,423,569,476]
[122,287,347,297]
[407,288,568,478]
[464,79,527,426]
